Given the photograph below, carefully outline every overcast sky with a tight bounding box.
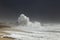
[0,0,60,23]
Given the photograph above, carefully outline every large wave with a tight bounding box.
[16,14,60,32]
[1,14,60,40]
[16,14,42,32]
[17,14,41,26]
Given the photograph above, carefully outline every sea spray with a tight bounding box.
[17,14,41,27]
[16,14,43,32]
[1,14,60,40]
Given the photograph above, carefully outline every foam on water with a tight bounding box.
[17,14,41,26]
[16,14,42,32]
[2,14,60,40]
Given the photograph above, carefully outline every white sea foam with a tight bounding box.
[16,14,42,32]
[17,14,41,26]
[2,14,60,40]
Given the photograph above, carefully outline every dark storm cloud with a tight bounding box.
[0,0,60,23]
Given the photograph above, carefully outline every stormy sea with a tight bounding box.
[0,14,60,40]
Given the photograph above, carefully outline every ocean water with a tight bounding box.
[2,25,60,40]
[1,14,60,40]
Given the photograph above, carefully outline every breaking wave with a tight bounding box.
[16,14,42,32]
[1,14,60,40]
[17,14,41,26]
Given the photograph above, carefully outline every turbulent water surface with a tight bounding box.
[0,14,60,40]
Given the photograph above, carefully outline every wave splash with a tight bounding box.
[17,14,41,26]
[1,14,60,40]
[16,14,42,32]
